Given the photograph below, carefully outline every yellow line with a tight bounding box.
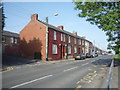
[100,68,104,69]
[88,69,92,71]
[93,65,97,67]
[76,81,80,84]
[76,85,82,88]
[2,67,13,73]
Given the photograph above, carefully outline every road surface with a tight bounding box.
[2,55,112,88]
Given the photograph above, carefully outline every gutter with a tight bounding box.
[46,26,49,61]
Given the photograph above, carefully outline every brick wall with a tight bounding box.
[20,14,46,60]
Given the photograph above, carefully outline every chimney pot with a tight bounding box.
[31,14,38,21]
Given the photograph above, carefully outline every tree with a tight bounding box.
[0,2,5,30]
[74,2,120,54]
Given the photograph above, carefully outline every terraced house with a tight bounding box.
[20,14,93,61]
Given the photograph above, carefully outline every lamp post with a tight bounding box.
[45,13,58,61]
[46,13,59,23]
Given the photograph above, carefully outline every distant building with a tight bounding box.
[2,30,20,56]
[20,14,93,61]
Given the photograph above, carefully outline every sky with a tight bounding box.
[3,2,109,51]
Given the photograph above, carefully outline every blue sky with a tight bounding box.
[4,2,109,51]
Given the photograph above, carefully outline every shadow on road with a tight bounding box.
[91,59,112,67]
[2,55,38,67]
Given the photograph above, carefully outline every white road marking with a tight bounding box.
[82,63,89,66]
[10,75,53,88]
[64,66,78,72]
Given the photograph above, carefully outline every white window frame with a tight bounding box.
[68,36,71,43]
[79,39,81,45]
[82,40,84,45]
[61,33,63,41]
[2,36,5,42]
[14,38,17,44]
[10,37,14,43]
[74,46,77,53]
[74,38,76,44]
[52,44,57,54]
[68,45,71,54]
[82,48,84,53]
[54,31,56,40]
[63,34,65,42]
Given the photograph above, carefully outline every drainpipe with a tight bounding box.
[46,26,49,61]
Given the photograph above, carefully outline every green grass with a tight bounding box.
[114,54,120,61]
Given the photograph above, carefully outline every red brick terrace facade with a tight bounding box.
[20,14,93,61]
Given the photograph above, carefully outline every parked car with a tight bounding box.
[86,53,95,58]
[75,54,86,60]
[94,53,98,57]
[86,53,92,58]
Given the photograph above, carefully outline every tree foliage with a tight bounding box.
[74,2,120,53]
[0,2,5,30]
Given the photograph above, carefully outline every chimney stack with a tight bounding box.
[73,32,77,36]
[81,36,86,39]
[31,14,38,21]
[58,26,64,30]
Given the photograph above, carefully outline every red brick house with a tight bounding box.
[20,14,93,61]
[2,30,20,56]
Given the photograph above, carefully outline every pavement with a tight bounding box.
[110,60,120,89]
[2,55,74,71]
[2,55,113,88]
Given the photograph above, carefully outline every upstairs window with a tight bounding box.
[63,34,66,42]
[68,36,71,43]
[14,38,17,44]
[82,40,84,45]
[2,36,6,42]
[54,31,56,40]
[61,33,63,41]
[79,39,81,45]
[10,37,14,43]
[52,44,57,54]
[74,38,76,44]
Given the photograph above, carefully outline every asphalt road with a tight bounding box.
[2,55,112,88]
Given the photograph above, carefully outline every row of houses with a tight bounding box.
[2,14,103,61]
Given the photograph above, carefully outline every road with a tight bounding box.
[2,55,112,88]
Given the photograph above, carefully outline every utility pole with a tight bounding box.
[94,40,95,53]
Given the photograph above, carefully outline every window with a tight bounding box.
[52,44,57,54]
[61,33,63,41]
[2,36,6,42]
[54,31,56,40]
[82,40,84,45]
[63,34,65,42]
[82,48,84,53]
[74,46,77,53]
[14,38,17,44]
[68,36,71,43]
[79,39,81,45]
[74,38,76,44]
[10,37,14,43]
[68,45,71,54]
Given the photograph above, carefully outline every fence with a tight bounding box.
[101,59,114,89]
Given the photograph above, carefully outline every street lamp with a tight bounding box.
[46,13,59,23]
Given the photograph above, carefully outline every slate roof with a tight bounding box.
[38,20,92,43]
[2,30,19,38]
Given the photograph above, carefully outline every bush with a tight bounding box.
[114,54,120,61]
